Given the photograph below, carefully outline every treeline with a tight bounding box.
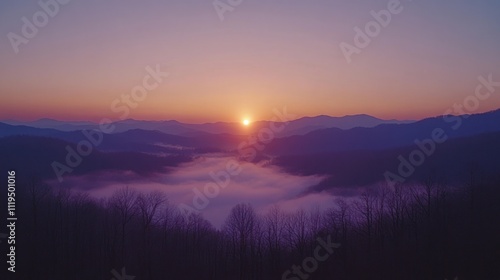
[2,173,500,280]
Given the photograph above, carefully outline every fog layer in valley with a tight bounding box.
[51,155,331,227]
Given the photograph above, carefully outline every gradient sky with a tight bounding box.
[1,0,500,123]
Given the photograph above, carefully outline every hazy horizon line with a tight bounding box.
[2,107,499,125]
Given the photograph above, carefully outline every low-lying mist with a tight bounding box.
[49,154,333,227]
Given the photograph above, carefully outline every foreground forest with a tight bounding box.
[2,172,500,280]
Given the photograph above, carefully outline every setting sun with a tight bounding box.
[243,119,250,126]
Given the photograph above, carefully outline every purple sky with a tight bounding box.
[1,0,500,122]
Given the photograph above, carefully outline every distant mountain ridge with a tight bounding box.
[0,123,247,153]
[1,109,499,187]
[0,136,191,182]
[266,109,500,155]
[1,109,499,157]
[272,130,500,193]
[0,113,413,136]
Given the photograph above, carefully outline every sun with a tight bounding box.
[243,119,250,126]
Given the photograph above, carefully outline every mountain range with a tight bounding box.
[1,114,413,136]
[1,110,499,190]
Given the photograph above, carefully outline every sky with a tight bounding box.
[1,0,500,123]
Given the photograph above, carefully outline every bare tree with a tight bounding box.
[109,186,138,263]
[264,205,286,276]
[223,203,257,280]
[387,184,409,243]
[135,191,167,279]
[354,191,376,254]
[136,191,168,241]
[285,209,309,257]
[26,177,50,277]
